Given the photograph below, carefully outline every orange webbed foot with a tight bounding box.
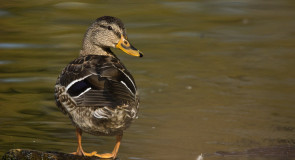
[71,151,97,157]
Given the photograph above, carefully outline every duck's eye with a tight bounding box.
[107,26,112,30]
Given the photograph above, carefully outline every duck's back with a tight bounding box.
[55,55,139,135]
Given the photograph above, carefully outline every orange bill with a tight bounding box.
[116,34,143,57]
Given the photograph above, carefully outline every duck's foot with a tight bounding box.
[72,151,117,159]
[72,127,122,159]
[71,151,97,157]
[91,134,122,159]
[93,151,118,159]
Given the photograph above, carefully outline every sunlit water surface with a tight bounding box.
[0,1,295,160]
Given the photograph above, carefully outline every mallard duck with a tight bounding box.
[54,16,143,159]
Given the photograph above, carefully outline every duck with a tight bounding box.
[54,16,143,159]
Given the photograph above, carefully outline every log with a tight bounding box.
[1,149,115,160]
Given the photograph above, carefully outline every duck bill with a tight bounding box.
[116,35,143,57]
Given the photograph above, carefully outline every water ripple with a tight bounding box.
[0,77,52,83]
[161,2,201,13]
[0,60,12,65]
[54,2,91,9]
[0,43,43,49]
[0,9,9,16]
[171,31,202,38]
[128,157,144,160]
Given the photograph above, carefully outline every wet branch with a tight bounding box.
[1,149,105,160]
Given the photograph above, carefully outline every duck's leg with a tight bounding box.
[72,127,97,156]
[94,134,123,159]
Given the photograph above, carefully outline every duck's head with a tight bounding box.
[81,16,143,57]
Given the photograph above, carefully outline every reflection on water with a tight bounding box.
[0,43,42,49]
[0,0,295,160]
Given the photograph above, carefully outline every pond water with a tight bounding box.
[0,1,295,160]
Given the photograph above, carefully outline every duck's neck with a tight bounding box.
[80,43,109,56]
[80,40,112,57]
[79,29,114,57]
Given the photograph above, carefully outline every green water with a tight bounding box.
[1,1,295,160]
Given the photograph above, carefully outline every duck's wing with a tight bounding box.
[55,55,137,109]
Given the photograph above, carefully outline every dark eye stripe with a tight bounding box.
[114,31,121,38]
[99,25,108,29]
[99,25,121,38]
